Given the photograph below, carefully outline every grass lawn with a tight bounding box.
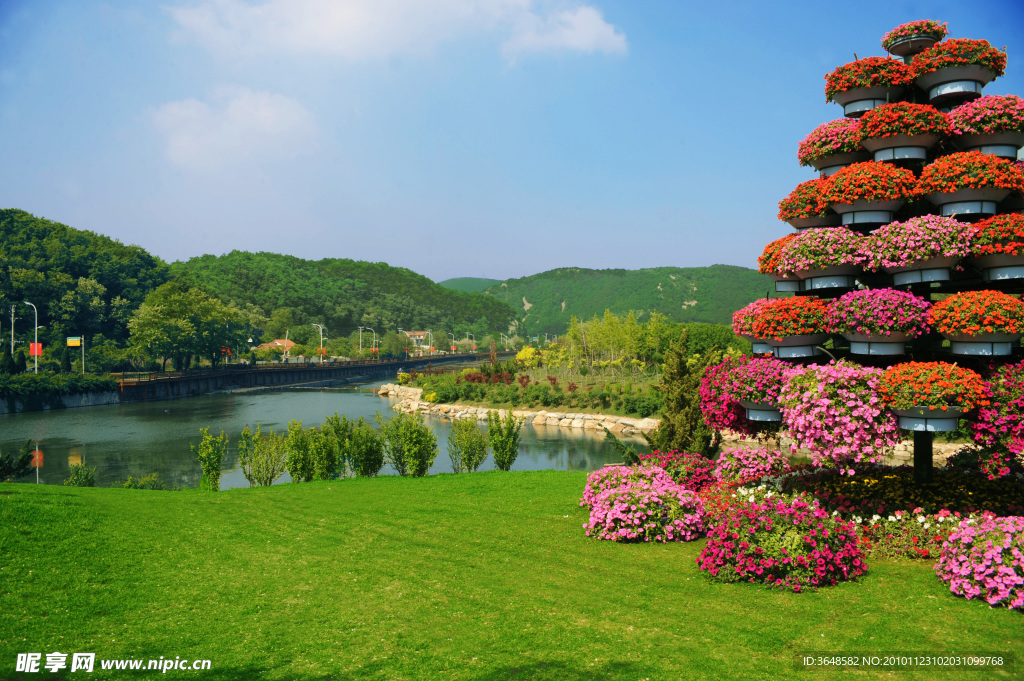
[1,472,1020,680]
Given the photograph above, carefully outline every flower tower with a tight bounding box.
[720,19,1024,484]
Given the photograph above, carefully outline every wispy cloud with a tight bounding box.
[167,0,627,61]
[152,85,317,171]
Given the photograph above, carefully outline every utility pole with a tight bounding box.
[312,323,324,363]
[10,305,14,355]
[24,302,37,373]
[358,327,364,354]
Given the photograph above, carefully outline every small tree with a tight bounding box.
[447,419,489,473]
[348,419,385,476]
[309,426,340,480]
[60,347,73,373]
[238,424,288,487]
[323,413,355,477]
[285,420,315,482]
[378,411,438,477]
[0,441,33,481]
[191,427,227,491]
[646,330,720,457]
[64,461,97,487]
[488,410,523,471]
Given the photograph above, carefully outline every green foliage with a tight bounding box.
[447,419,489,473]
[0,441,33,482]
[0,347,15,375]
[115,473,167,490]
[647,330,720,457]
[0,373,120,402]
[437,277,502,293]
[322,413,355,477]
[377,411,439,477]
[191,427,227,491]
[238,424,289,487]
[602,427,643,465]
[63,462,97,487]
[285,420,315,483]
[308,426,341,481]
[487,411,523,471]
[347,419,385,477]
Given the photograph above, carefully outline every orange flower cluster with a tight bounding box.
[777,178,832,220]
[878,361,988,411]
[825,57,912,102]
[858,102,951,140]
[972,214,1024,257]
[758,234,798,274]
[822,161,920,204]
[917,151,1024,195]
[927,290,1024,336]
[911,38,1008,79]
[750,297,829,340]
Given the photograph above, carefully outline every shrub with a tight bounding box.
[973,361,1024,456]
[640,451,716,492]
[348,419,385,477]
[580,465,674,507]
[237,424,289,487]
[713,448,791,483]
[191,427,227,491]
[488,410,524,471]
[116,473,166,490]
[378,411,438,477]
[935,516,1024,610]
[448,419,489,473]
[584,477,705,543]
[696,497,867,592]
[0,440,33,482]
[64,462,96,487]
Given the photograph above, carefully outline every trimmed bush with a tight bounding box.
[64,462,96,487]
[935,516,1024,610]
[584,476,705,543]
[447,418,489,473]
[580,465,675,508]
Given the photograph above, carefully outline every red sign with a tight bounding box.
[318,347,326,356]
[30,343,42,356]
[429,346,435,352]
[472,345,477,351]
[31,450,43,468]
[451,345,456,352]
[221,346,232,356]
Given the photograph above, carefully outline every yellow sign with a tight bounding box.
[67,336,82,347]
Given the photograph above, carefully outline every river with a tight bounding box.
[0,382,651,489]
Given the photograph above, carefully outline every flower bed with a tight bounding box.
[732,299,775,337]
[583,474,706,543]
[696,497,866,592]
[827,288,930,338]
[917,151,1024,195]
[971,361,1024,457]
[777,179,833,222]
[777,227,862,275]
[825,57,912,103]
[878,361,988,411]
[713,447,791,483]
[881,20,948,51]
[927,289,1024,336]
[911,38,1008,80]
[972,213,1024,257]
[935,516,1024,610]
[700,356,754,435]
[580,464,675,508]
[797,119,862,167]
[639,451,716,492]
[778,361,899,471]
[858,102,951,140]
[945,445,1024,481]
[749,297,830,341]
[822,161,919,204]
[948,94,1024,136]
[859,215,975,270]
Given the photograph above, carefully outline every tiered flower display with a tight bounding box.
[757,234,798,277]
[918,151,1024,196]
[911,38,1008,81]
[927,290,1024,337]
[858,102,951,143]
[749,297,830,341]
[721,356,792,406]
[948,95,1024,137]
[972,361,1024,455]
[878,362,988,412]
[822,161,919,205]
[777,179,834,223]
[777,227,862,276]
[972,213,1024,257]
[881,20,948,52]
[797,119,863,168]
[859,215,976,270]
[826,289,931,338]
[824,57,912,103]
[732,299,774,339]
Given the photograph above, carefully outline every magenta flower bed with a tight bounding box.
[797,118,862,167]
[696,497,867,592]
[579,465,674,508]
[948,94,1024,136]
[859,215,976,270]
[972,360,1024,459]
[700,356,757,435]
[639,451,717,492]
[732,299,774,337]
[827,288,931,338]
[935,516,1024,610]
[713,447,791,483]
[583,475,706,543]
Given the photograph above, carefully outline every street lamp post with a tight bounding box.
[448,332,455,354]
[424,332,433,356]
[24,302,38,373]
[312,323,325,364]
[466,333,476,352]
[364,328,377,357]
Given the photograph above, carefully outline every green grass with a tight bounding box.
[1,473,1020,680]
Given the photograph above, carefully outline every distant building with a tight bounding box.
[255,339,296,352]
[402,331,430,348]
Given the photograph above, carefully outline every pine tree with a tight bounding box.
[646,330,720,456]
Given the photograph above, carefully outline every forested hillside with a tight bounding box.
[437,277,502,293]
[485,265,773,335]
[171,252,516,340]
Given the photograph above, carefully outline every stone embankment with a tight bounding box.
[377,383,659,437]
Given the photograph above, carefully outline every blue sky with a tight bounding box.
[2,0,1023,282]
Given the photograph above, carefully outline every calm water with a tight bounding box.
[0,383,650,489]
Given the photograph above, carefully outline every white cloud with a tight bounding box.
[152,86,317,171]
[168,0,627,60]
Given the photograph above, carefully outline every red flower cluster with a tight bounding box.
[911,38,1008,79]
[917,151,1024,195]
[927,290,1024,336]
[824,57,912,102]
[878,361,988,411]
[777,178,832,221]
[822,161,919,204]
[758,234,798,275]
[750,297,830,340]
[858,102,951,140]
[881,20,948,51]
[972,214,1024,257]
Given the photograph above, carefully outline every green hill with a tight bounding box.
[485,265,773,335]
[438,277,502,293]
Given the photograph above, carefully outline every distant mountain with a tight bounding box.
[484,265,774,335]
[438,277,502,293]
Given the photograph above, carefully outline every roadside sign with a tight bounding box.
[31,450,43,468]
[66,337,81,347]
[451,345,456,352]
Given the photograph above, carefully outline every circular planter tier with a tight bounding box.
[830,199,905,229]
[740,334,774,354]
[883,255,959,286]
[861,133,940,163]
[738,400,782,422]
[943,332,1022,356]
[764,333,828,359]
[971,253,1024,282]
[794,265,858,291]
[808,151,872,177]
[954,131,1024,160]
[926,187,1010,218]
[886,34,941,60]
[842,331,910,355]
[833,85,906,118]
[786,214,842,231]
[893,406,966,432]
[915,65,996,105]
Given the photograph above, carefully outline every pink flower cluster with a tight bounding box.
[579,464,674,508]
[639,451,717,492]
[700,356,758,435]
[779,227,862,274]
[797,119,862,166]
[713,447,792,483]
[972,361,1024,458]
[859,215,977,270]
[581,465,706,543]
[721,356,792,405]
[935,516,1024,610]
[732,298,774,337]
[827,288,931,338]
[696,496,866,592]
[778,361,900,471]
[948,95,1024,136]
